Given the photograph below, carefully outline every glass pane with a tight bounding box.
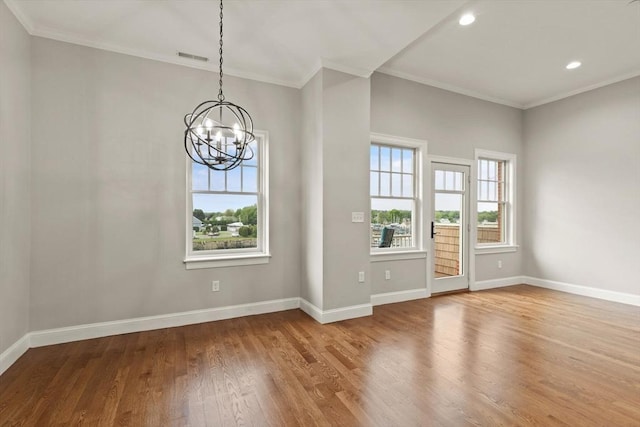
[452,172,463,191]
[380,146,391,172]
[380,172,391,196]
[445,171,455,190]
[210,169,225,191]
[242,166,258,193]
[402,174,413,197]
[403,150,413,173]
[435,170,445,190]
[370,145,379,170]
[488,160,496,180]
[478,160,486,180]
[391,173,402,197]
[192,194,258,251]
[371,198,414,249]
[392,148,402,172]
[243,141,258,167]
[488,181,496,201]
[192,162,208,191]
[434,193,462,277]
[227,167,241,192]
[370,171,379,196]
[480,181,488,200]
[477,202,503,244]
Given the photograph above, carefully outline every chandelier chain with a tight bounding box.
[183,0,255,171]
[218,0,224,101]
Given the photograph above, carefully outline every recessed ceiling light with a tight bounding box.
[566,61,582,70]
[459,13,476,26]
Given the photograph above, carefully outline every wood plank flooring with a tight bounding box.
[1,285,639,426]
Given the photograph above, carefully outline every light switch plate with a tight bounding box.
[352,212,364,223]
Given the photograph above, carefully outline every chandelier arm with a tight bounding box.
[184,132,210,166]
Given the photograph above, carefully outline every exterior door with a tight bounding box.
[431,162,470,293]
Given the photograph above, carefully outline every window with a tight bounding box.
[370,143,418,251]
[185,131,269,269]
[475,149,516,248]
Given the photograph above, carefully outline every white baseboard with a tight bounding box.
[299,298,373,324]
[299,298,324,323]
[524,276,640,307]
[371,288,429,306]
[322,303,372,323]
[2,296,379,375]
[0,334,30,376]
[29,297,300,348]
[471,276,525,291]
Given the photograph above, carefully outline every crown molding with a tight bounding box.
[298,58,375,88]
[376,66,524,109]
[321,58,373,79]
[523,70,640,109]
[30,25,301,89]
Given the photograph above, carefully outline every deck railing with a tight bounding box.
[372,224,501,277]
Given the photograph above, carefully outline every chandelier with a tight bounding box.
[183,0,255,171]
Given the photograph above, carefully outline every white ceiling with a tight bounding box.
[5,0,640,109]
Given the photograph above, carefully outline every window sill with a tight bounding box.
[371,250,427,262]
[475,245,519,255]
[184,253,271,270]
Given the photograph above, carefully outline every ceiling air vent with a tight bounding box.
[177,52,209,62]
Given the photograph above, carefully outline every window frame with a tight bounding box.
[184,130,270,269]
[370,133,427,257]
[474,149,517,253]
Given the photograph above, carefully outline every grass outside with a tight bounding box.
[193,230,257,251]
[193,230,252,243]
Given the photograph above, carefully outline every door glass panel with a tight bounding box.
[435,170,445,190]
[434,193,462,278]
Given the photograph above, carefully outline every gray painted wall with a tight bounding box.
[370,72,524,293]
[2,19,637,353]
[371,259,427,295]
[0,1,31,354]
[321,69,371,310]
[300,69,372,311]
[523,76,640,296]
[29,38,302,330]
[300,71,323,307]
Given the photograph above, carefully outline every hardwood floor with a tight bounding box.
[1,285,639,426]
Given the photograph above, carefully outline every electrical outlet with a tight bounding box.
[385,270,391,280]
[212,280,220,292]
[498,260,503,269]
[358,271,365,283]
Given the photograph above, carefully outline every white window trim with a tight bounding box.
[370,133,428,255]
[370,250,427,262]
[474,148,517,251]
[184,130,270,269]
